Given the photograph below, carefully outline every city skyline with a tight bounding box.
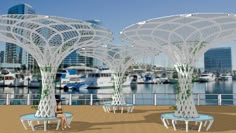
[1,1,236,69]
[5,3,36,70]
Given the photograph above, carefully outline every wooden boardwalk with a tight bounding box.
[1,105,236,133]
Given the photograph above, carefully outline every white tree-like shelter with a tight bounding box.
[121,13,236,118]
[78,45,160,105]
[0,14,112,117]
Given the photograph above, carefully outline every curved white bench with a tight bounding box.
[103,103,134,113]
[103,103,112,112]
[125,104,135,113]
[160,113,214,132]
[20,112,73,131]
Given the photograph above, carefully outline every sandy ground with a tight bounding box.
[0,105,236,133]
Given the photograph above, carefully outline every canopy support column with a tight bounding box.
[174,64,198,118]
[111,73,126,105]
[35,66,58,117]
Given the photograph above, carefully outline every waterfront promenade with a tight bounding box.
[0,105,236,133]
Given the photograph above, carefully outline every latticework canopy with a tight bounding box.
[121,13,236,118]
[0,14,112,67]
[78,44,160,105]
[121,13,236,65]
[0,14,112,117]
[78,45,160,72]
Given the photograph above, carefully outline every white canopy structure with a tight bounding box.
[121,13,236,118]
[78,45,160,105]
[0,14,112,117]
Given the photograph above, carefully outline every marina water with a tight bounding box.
[0,81,235,105]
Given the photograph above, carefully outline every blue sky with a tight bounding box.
[1,0,236,69]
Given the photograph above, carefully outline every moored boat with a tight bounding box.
[198,73,216,82]
[218,73,232,81]
[0,69,24,86]
[85,69,131,89]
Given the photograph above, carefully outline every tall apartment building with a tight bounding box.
[5,3,36,69]
[204,47,232,73]
[0,51,4,63]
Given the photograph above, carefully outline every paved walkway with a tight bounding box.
[1,105,236,133]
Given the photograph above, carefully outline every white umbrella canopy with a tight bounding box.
[0,14,112,67]
[0,14,112,117]
[121,13,236,65]
[77,44,160,105]
[121,13,236,118]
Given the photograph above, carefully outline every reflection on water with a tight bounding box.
[130,84,137,93]
[0,80,235,105]
[205,81,233,94]
[1,81,233,95]
[204,80,234,105]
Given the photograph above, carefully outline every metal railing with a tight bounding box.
[0,93,235,106]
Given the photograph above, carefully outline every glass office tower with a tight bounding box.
[204,47,232,73]
[5,3,36,70]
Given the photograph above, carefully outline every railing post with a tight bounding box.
[154,93,157,105]
[218,94,222,106]
[69,94,72,105]
[132,94,136,105]
[90,94,93,105]
[197,94,200,106]
[6,94,9,105]
[27,94,30,105]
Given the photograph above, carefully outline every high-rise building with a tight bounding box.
[5,3,36,69]
[0,51,4,63]
[8,3,35,14]
[61,20,102,67]
[204,47,232,73]
[62,51,94,67]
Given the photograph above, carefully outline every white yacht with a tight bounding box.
[218,73,232,81]
[157,76,169,84]
[56,69,83,88]
[0,69,24,86]
[65,66,97,76]
[85,69,132,89]
[198,73,216,82]
[130,74,144,84]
